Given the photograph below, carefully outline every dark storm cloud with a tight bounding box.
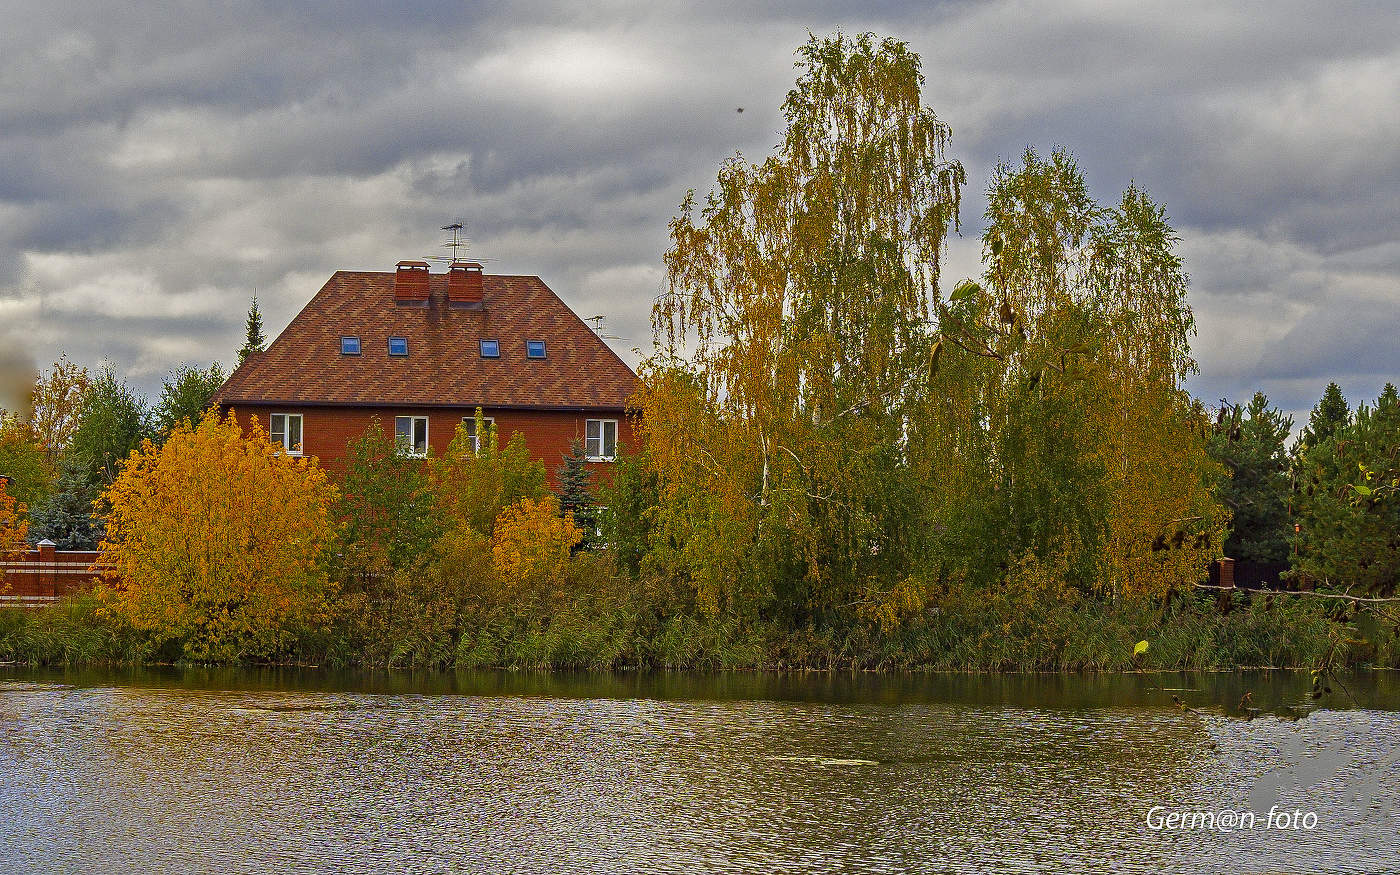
[0,1,1395,426]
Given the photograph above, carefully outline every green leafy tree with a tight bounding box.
[555,439,596,548]
[27,457,104,550]
[238,297,267,365]
[334,418,441,582]
[0,415,55,511]
[596,443,659,578]
[923,148,1223,601]
[429,411,549,537]
[1208,392,1294,565]
[154,362,226,435]
[66,368,151,486]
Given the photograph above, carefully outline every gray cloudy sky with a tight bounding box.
[1,1,1397,427]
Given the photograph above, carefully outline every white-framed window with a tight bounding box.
[461,415,495,454]
[269,413,304,455]
[394,415,429,458]
[585,418,617,461]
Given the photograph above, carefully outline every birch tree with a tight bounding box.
[643,31,964,618]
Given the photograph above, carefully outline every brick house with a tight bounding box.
[214,261,639,482]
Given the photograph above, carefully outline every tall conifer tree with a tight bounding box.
[238,297,267,365]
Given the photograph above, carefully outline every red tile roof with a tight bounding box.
[215,271,638,409]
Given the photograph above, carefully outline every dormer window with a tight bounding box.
[340,336,361,355]
[388,336,409,357]
[480,339,500,358]
[526,340,547,359]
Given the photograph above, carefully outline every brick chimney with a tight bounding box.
[395,261,431,306]
[448,261,484,308]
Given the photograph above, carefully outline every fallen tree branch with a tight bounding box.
[1193,583,1400,604]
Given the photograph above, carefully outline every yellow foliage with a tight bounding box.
[858,575,935,633]
[1092,377,1228,599]
[97,410,338,660]
[28,353,90,453]
[490,496,581,582]
[0,481,27,588]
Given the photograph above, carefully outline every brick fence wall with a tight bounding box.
[0,542,102,607]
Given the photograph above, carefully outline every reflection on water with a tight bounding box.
[2,668,1397,874]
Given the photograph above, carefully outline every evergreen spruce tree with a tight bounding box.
[27,456,104,550]
[238,297,267,365]
[1292,385,1400,593]
[556,439,596,548]
[1296,382,1349,455]
[1207,392,1293,566]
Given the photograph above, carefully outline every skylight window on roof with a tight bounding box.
[388,336,409,356]
[526,340,546,359]
[340,336,361,355]
[480,339,500,358]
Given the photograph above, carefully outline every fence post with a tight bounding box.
[37,539,56,598]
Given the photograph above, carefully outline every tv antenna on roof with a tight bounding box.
[441,222,468,261]
[423,220,495,265]
[586,314,631,342]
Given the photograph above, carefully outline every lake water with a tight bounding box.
[2,668,1398,873]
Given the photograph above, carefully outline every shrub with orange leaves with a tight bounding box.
[0,480,27,588]
[490,496,581,583]
[98,410,338,661]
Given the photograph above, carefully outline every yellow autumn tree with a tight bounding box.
[28,353,90,456]
[98,410,337,660]
[491,496,581,583]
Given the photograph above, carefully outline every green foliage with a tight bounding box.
[154,362,226,435]
[333,419,441,581]
[638,33,1224,640]
[1208,392,1294,564]
[1296,382,1349,456]
[429,412,549,536]
[27,456,104,550]
[0,595,152,665]
[923,147,1222,601]
[67,368,151,486]
[0,415,55,511]
[596,443,658,577]
[646,30,964,621]
[238,297,267,365]
[1292,384,1400,594]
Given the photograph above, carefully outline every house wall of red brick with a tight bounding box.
[220,404,636,485]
